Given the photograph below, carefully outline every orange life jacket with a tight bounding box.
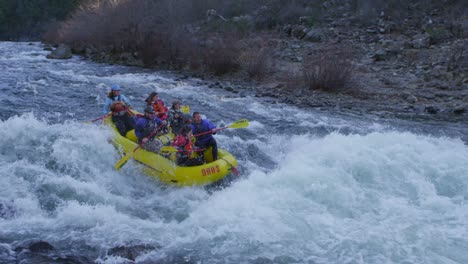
[152,99,168,119]
[110,101,127,115]
[172,135,193,156]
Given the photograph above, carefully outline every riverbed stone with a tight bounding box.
[47,44,72,59]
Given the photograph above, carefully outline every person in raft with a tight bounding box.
[144,92,168,120]
[135,107,167,153]
[103,84,135,136]
[167,99,191,135]
[190,112,218,161]
[171,125,204,166]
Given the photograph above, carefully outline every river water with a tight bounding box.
[1,42,467,264]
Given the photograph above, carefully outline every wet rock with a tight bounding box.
[47,44,72,59]
[273,255,300,263]
[405,94,418,104]
[372,49,387,61]
[291,25,307,39]
[453,104,467,114]
[299,16,314,25]
[412,34,431,49]
[120,53,144,67]
[108,244,157,261]
[28,241,54,252]
[84,47,98,57]
[14,240,55,263]
[303,29,322,42]
[206,9,226,22]
[282,24,293,35]
[43,44,53,51]
[425,105,440,114]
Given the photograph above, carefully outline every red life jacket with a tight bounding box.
[110,101,127,115]
[152,99,168,120]
[172,135,193,156]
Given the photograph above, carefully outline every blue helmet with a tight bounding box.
[111,84,121,91]
[144,106,154,114]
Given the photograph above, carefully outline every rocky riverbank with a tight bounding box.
[45,1,468,121]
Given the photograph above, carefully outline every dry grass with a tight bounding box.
[201,34,241,75]
[303,46,354,92]
[238,37,272,80]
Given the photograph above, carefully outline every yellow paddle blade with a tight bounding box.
[228,119,249,129]
[114,152,134,170]
[180,105,190,113]
[160,146,178,152]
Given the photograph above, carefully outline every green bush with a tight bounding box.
[425,26,450,43]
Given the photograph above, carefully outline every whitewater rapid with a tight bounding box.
[1,42,467,263]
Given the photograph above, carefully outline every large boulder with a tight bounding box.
[411,34,431,49]
[303,29,322,42]
[291,25,307,39]
[46,44,72,59]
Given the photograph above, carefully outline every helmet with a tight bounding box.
[172,99,181,106]
[111,84,121,91]
[181,125,192,135]
[144,106,154,114]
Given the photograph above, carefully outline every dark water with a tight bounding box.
[1,42,467,264]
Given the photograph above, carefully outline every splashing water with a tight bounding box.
[1,42,467,263]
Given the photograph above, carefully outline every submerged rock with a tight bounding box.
[108,244,158,261]
[28,241,54,252]
[47,44,72,60]
[425,105,440,114]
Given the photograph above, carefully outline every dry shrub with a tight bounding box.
[282,69,304,91]
[303,46,354,92]
[237,37,272,80]
[245,48,270,80]
[48,0,173,51]
[201,34,241,75]
[138,34,168,66]
[447,44,465,72]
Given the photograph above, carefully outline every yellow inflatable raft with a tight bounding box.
[105,116,238,187]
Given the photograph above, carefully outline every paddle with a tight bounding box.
[85,105,135,124]
[193,119,249,137]
[126,108,135,116]
[114,123,165,170]
[83,113,111,124]
[156,105,189,116]
[160,146,205,153]
[180,105,190,113]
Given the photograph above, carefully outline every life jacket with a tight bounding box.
[192,120,213,143]
[110,101,127,116]
[172,134,194,157]
[168,108,185,134]
[152,99,168,119]
[141,117,159,140]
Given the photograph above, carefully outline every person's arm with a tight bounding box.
[134,119,144,139]
[121,94,131,108]
[103,98,112,114]
[206,119,217,133]
[154,117,163,126]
